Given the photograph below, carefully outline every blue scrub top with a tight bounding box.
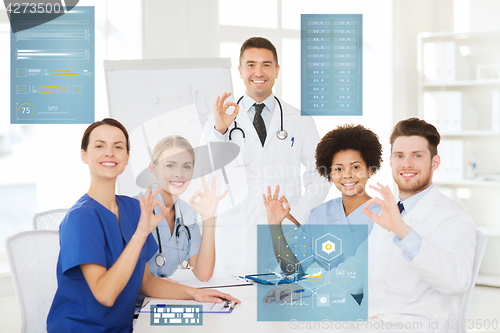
[148,196,202,278]
[47,194,157,333]
[294,197,380,271]
[306,197,377,232]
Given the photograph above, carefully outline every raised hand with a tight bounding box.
[362,182,411,239]
[262,185,290,225]
[214,92,239,134]
[137,187,170,237]
[189,175,227,221]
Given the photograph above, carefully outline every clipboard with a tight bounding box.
[244,273,299,285]
[173,275,253,289]
[139,299,237,314]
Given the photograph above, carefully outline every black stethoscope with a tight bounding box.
[229,95,288,141]
[154,204,192,269]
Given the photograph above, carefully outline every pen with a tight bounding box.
[138,300,151,313]
[291,137,295,147]
[231,275,250,282]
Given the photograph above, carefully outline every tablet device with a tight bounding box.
[244,273,298,285]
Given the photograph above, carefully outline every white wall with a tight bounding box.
[470,0,500,31]
[142,0,219,59]
[392,0,455,123]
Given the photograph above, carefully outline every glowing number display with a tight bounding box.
[301,14,362,116]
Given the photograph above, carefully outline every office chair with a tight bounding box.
[458,229,487,333]
[32,209,68,230]
[6,230,60,333]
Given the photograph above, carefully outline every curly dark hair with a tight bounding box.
[315,124,383,182]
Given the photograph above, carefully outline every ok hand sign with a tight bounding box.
[363,182,411,239]
[214,92,239,134]
[189,175,227,221]
[262,185,290,226]
[137,187,170,237]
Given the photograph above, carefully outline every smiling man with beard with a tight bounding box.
[363,118,477,332]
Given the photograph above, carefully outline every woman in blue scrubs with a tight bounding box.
[147,135,226,281]
[262,124,383,277]
[47,119,239,333]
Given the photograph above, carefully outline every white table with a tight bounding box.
[135,284,276,332]
[134,275,364,332]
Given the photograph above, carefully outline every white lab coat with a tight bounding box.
[368,185,476,332]
[203,96,330,275]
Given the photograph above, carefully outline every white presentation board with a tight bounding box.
[104,58,233,196]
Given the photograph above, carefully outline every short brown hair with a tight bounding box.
[390,118,440,157]
[315,124,383,182]
[81,118,130,152]
[239,37,278,66]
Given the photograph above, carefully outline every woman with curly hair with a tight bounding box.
[305,123,383,230]
[262,124,383,286]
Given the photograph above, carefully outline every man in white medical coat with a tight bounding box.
[364,118,477,331]
[203,37,330,274]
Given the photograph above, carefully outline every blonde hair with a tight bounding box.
[151,135,195,165]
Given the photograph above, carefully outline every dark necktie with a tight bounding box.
[397,201,405,214]
[253,103,266,146]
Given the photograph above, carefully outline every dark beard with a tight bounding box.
[394,172,432,199]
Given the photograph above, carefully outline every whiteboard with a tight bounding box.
[104,58,233,195]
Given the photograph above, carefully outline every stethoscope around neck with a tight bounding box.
[229,95,288,141]
[228,96,288,167]
[154,203,192,269]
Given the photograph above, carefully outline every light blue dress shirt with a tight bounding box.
[242,93,276,131]
[393,184,434,261]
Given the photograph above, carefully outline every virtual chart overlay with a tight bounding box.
[10,6,94,124]
[301,14,362,116]
[257,224,368,322]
